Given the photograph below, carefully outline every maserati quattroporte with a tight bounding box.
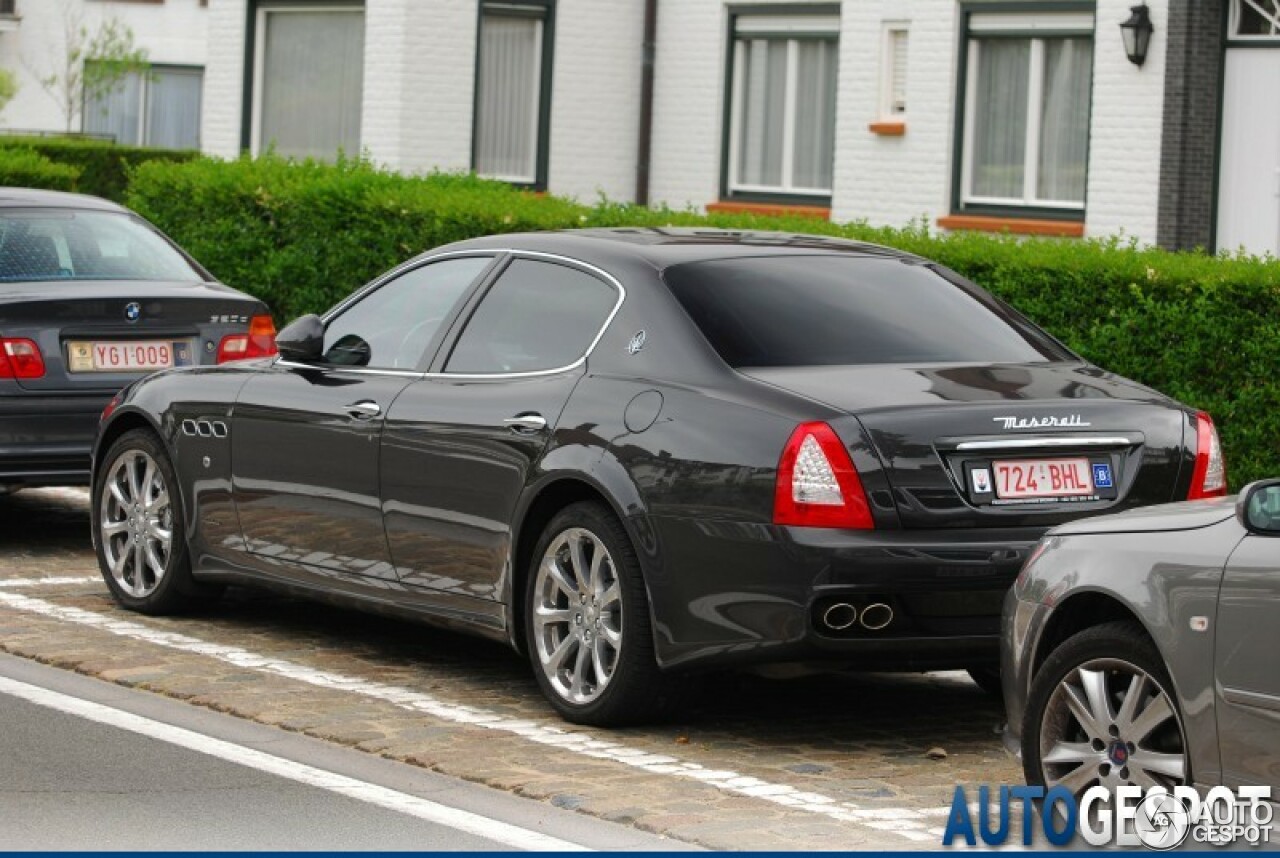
[90,229,1224,724]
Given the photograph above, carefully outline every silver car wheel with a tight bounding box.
[533,527,623,705]
[1039,657,1187,796]
[100,449,173,598]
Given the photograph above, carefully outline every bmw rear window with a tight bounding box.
[0,209,203,283]
[662,255,1070,367]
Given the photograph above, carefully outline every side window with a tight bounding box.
[322,257,491,369]
[445,258,618,374]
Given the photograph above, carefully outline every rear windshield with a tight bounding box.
[0,209,203,283]
[662,256,1068,367]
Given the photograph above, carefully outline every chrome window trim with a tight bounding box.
[278,248,626,381]
[954,436,1136,451]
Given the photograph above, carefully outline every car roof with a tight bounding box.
[0,187,127,212]
[441,227,929,271]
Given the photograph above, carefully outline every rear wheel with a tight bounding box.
[1022,622,1188,796]
[94,428,220,614]
[525,502,675,726]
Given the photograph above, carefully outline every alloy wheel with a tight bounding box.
[100,449,173,598]
[1038,657,1187,796]
[532,527,623,705]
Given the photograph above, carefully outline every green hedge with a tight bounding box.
[0,135,199,202]
[0,148,82,191]
[125,155,1280,488]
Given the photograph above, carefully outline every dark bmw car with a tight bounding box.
[0,188,276,491]
[90,228,1224,725]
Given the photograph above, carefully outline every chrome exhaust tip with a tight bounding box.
[822,602,859,631]
[859,602,893,631]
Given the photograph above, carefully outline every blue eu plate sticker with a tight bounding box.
[1092,463,1114,489]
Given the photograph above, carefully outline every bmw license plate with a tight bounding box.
[993,458,1094,500]
[67,340,194,373]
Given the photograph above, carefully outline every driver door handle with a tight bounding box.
[503,413,547,433]
[344,400,381,420]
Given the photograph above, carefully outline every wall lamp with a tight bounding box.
[1120,4,1154,67]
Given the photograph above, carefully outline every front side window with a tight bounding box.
[958,9,1094,214]
[84,65,204,149]
[446,258,618,374]
[726,10,839,198]
[321,257,491,370]
[0,210,203,283]
[473,2,553,186]
[254,5,365,159]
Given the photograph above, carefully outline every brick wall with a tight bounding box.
[1156,0,1224,251]
[202,0,246,158]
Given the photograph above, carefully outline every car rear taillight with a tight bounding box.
[1187,411,1227,499]
[0,338,45,379]
[217,314,278,364]
[774,421,874,529]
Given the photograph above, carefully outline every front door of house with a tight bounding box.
[1217,2,1280,256]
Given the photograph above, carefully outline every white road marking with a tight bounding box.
[0,592,939,842]
[0,576,101,588]
[0,673,589,852]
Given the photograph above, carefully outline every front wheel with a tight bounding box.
[1022,621,1188,796]
[525,502,675,726]
[94,428,220,614]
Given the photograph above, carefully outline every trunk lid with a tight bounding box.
[743,362,1191,529]
[0,280,267,393]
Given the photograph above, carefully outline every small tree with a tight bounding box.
[29,4,149,134]
[0,69,16,116]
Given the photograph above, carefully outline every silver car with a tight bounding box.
[1002,479,1280,794]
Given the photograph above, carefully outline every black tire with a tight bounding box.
[1021,621,1188,792]
[967,666,1004,698]
[524,501,677,726]
[93,428,222,615]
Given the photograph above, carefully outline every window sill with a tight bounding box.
[706,200,831,221]
[936,214,1084,238]
[868,120,906,136]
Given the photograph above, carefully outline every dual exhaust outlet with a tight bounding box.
[821,601,894,632]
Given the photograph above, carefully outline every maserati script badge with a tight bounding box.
[993,415,1091,430]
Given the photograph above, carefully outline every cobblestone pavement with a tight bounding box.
[0,488,1023,851]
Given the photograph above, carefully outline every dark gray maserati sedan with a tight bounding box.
[0,188,275,491]
[91,228,1222,725]
[1003,480,1280,797]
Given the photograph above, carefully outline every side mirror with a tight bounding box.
[1237,479,1280,536]
[275,314,325,363]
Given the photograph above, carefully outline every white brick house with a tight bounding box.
[1,0,1277,256]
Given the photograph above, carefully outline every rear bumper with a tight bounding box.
[641,514,1043,671]
[0,393,111,486]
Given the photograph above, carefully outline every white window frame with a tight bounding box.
[250,4,364,158]
[84,64,204,148]
[726,13,839,198]
[473,5,547,185]
[959,12,1094,211]
[878,22,909,120]
[1230,0,1280,39]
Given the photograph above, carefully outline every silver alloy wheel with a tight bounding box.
[100,449,173,598]
[1039,657,1187,796]
[533,527,623,705]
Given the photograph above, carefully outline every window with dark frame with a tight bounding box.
[722,6,839,202]
[954,5,1094,220]
[473,1,554,189]
[84,65,204,149]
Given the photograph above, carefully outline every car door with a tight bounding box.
[1215,524,1280,789]
[231,255,495,581]
[380,254,623,602]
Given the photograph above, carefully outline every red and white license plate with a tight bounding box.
[67,340,176,373]
[994,458,1094,499]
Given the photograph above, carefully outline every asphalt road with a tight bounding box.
[0,654,689,851]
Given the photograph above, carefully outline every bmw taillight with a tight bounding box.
[217,314,278,364]
[0,338,45,379]
[1187,411,1227,499]
[773,421,874,529]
